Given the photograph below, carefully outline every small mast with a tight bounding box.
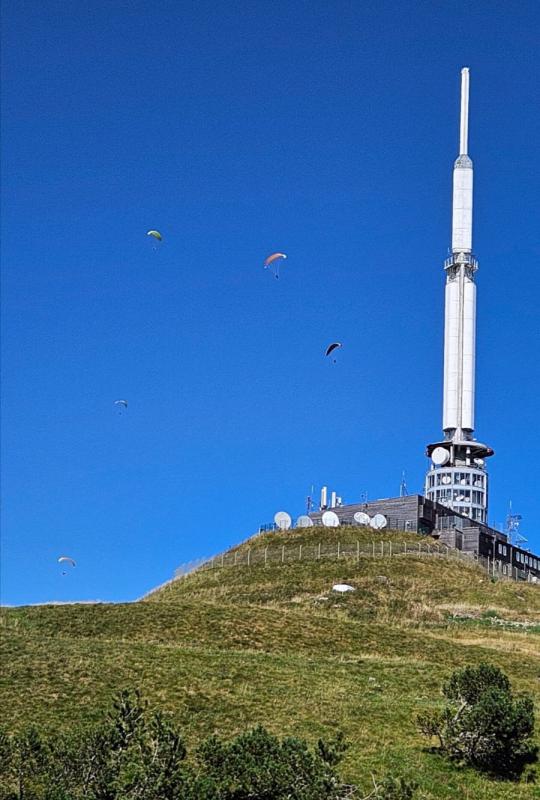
[459,67,469,155]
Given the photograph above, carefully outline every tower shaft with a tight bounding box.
[425,69,493,525]
[443,68,476,440]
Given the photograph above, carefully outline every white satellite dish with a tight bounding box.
[332,583,355,593]
[354,511,371,526]
[370,514,387,530]
[274,511,292,530]
[432,447,450,466]
[474,458,485,467]
[296,515,313,528]
[321,510,340,527]
[441,475,451,485]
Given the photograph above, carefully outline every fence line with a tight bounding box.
[167,538,538,586]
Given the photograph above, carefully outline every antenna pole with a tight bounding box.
[459,67,469,155]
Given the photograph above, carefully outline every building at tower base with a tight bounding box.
[301,494,540,581]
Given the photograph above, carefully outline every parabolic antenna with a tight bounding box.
[321,510,340,528]
[296,515,313,528]
[432,447,450,466]
[370,514,387,530]
[274,511,292,530]
[474,458,485,467]
[353,511,371,526]
[441,475,451,485]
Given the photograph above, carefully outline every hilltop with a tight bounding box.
[1,526,539,799]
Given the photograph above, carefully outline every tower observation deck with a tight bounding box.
[424,69,493,525]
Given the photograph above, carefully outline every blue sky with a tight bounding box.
[2,0,539,605]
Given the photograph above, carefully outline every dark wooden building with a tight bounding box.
[307,494,539,581]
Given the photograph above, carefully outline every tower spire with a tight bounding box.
[459,67,469,156]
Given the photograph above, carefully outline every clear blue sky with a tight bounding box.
[2,0,539,605]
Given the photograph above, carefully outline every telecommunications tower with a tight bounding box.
[425,69,494,524]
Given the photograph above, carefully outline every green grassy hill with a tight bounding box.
[2,526,540,799]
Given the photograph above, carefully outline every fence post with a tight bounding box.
[264,547,268,566]
[357,540,360,563]
[299,544,302,561]
[337,542,341,559]
[404,542,407,555]
[234,552,237,566]
[247,548,251,567]
[418,542,421,554]
[381,541,384,557]
[487,556,490,576]
[389,541,392,557]
[281,545,285,564]
[372,540,375,557]
[318,542,321,560]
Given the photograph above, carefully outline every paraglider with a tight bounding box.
[58,556,76,575]
[146,230,163,251]
[264,252,287,279]
[114,399,128,414]
[325,342,342,363]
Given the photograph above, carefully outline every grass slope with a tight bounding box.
[2,526,540,799]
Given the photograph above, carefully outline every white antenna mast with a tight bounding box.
[399,471,408,497]
[459,67,469,155]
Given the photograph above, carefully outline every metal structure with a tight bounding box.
[399,471,408,497]
[425,69,493,524]
[505,501,527,548]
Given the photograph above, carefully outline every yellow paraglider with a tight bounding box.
[146,230,163,251]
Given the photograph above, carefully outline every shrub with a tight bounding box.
[355,774,417,799]
[417,663,537,778]
[0,691,350,800]
[198,725,345,800]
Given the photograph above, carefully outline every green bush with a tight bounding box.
[0,691,350,800]
[198,725,346,800]
[417,663,537,778]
